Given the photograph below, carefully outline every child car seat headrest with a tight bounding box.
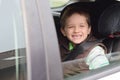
[98,3,120,38]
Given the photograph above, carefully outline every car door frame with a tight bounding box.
[21,0,63,80]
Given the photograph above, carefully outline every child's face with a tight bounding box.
[61,13,91,44]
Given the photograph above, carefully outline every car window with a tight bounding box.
[50,0,120,80]
[0,0,27,80]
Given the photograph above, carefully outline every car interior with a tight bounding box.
[53,0,120,57]
[98,2,120,53]
[52,0,120,79]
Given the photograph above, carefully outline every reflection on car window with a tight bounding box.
[49,0,69,8]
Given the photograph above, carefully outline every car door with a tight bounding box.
[0,0,63,80]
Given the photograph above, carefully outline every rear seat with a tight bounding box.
[53,1,120,61]
[98,2,120,54]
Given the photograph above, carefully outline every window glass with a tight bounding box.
[0,0,26,80]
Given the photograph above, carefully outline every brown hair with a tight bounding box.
[60,5,91,29]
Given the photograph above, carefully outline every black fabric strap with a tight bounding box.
[63,40,101,61]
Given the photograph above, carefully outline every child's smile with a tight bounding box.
[61,13,91,44]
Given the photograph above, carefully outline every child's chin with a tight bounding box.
[74,42,81,44]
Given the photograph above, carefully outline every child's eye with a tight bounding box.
[67,26,74,28]
[80,25,85,27]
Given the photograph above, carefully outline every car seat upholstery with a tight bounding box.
[98,2,120,53]
[92,0,117,38]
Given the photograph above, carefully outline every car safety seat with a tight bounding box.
[98,2,120,53]
[56,2,94,55]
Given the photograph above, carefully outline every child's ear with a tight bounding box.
[60,27,66,36]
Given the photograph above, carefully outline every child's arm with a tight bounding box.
[86,46,110,70]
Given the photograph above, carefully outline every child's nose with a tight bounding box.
[74,26,80,32]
